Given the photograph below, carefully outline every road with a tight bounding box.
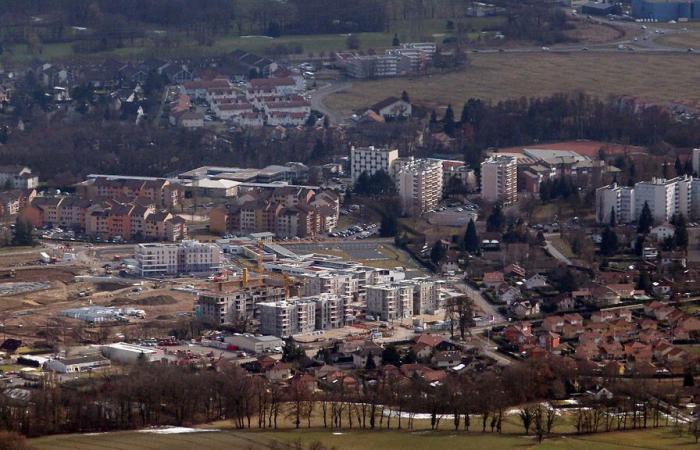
[308,81,351,125]
[544,234,573,266]
[454,281,505,324]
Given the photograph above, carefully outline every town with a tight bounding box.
[1,1,700,450]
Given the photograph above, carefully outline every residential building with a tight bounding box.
[259,299,316,337]
[0,166,39,190]
[196,277,286,325]
[345,55,401,79]
[634,176,692,222]
[481,155,517,205]
[595,182,635,224]
[350,145,399,183]
[366,283,414,321]
[135,240,221,276]
[393,157,443,216]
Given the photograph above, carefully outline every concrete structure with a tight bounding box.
[350,145,399,183]
[481,155,518,205]
[394,157,443,216]
[135,240,222,276]
[595,183,635,224]
[366,283,414,321]
[196,278,286,325]
[224,334,284,353]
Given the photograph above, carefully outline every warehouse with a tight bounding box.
[631,0,700,21]
[45,355,111,373]
[101,342,162,364]
[225,334,284,354]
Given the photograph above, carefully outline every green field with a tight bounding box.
[325,52,700,114]
[0,18,503,64]
[30,428,700,450]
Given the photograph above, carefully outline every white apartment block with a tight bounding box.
[394,157,443,216]
[135,240,221,276]
[403,278,443,315]
[634,177,692,222]
[258,299,316,337]
[366,283,414,321]
[595,176,700,224]
[480,155,517,205]
[350,145,399,183]
[595,183,635,224]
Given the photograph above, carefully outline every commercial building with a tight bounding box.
[631,0,700,21]
[366,283,414,321]
[481,155,518,205]
[224,334,284,353]
[101,342,162,364]
[350,145,399,183]
[394,157,444,215]
[135,240,222,276]
[45,355,111,373]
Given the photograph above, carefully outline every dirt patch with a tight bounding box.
[110,295,178,307]
[94,282,128,292]
[0,268,78,283]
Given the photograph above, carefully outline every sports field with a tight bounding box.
[325,52,700,114]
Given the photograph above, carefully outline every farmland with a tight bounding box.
[325,52,700,115]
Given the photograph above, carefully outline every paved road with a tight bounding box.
[308,81,351,125]
[454,281,505,323]
[543,234,573,266]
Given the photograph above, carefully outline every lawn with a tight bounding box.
[325,52,700,114]
[30,428,700,450]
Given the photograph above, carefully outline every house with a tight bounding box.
[499,286,522,305]
[483,271,505,289]
[368,96,412,121]
[352,345,383,369]
[624,342,652,362]
[539,332,560,351]
[511,299,540,319]
[524,274,548,289]
[264,361,292,381]
[431,350,462,368]
[650,224,675,241]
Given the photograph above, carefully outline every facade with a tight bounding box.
[135,240,221,276]
[481,155,518,205]
[394,157,443,215]
[350,145,399,183]
[259,299,316,337]
[366,283,414,321]
[631,0,700,21]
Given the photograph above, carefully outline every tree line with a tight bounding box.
[0,354,695,440]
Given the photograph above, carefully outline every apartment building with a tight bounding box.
[350,145,399,183]
[0,166,39,190]
[366,283,414,321]
[595,182,635,224]
[345,55,401,79]
[209,186,339,238]
[481,155,518,205]
[404,278,443,315]
[394,157,443,216]
[259,299,316,337]
[438,159,478,193]
[77,175,182,209]
[135,240,221,276]
[596,176,700,224]
[196,278,286,325]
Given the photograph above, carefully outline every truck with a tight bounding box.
[39,252,52,264]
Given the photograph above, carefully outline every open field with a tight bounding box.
[325,52,700,114]
[0,18,503,65]
[30,427,700,450]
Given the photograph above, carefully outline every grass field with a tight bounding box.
[325,52,700,114]
[30,428,700,450]
[0,18,503,64]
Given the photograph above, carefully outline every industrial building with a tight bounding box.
[224,334,284,353]
[631,0,700,21]
[101,342,162,364]
[45,355,111,374]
